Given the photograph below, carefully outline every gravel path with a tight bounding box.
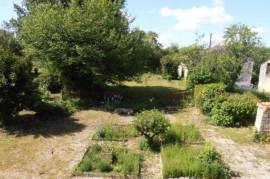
[141,152,163,179]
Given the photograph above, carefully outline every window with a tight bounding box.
[266,63,270,76]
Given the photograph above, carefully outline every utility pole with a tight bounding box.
[209,33,212,49]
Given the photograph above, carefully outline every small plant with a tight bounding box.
[139,139,150,151]
[134,109,170,144]
[102,92,123,111]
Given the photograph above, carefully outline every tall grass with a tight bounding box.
[161,144,230,178]
[164,123,203,145]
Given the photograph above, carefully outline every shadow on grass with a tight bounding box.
[108,85,190,113]
[1,112,86,138]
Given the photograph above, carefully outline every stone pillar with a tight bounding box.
[255,102,270,134]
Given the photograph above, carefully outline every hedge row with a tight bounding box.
[194,83,258,127]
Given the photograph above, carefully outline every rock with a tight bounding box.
[114,108,134,116]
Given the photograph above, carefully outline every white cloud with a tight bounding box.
[213,0,224,6]
[160,2,232,31]
[158,33,175,47]
[251,27,265,34]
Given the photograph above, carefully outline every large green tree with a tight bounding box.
[20,0,145,92]
[224,24,261,60]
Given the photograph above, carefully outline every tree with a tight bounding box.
[224,24,261,60]
[20,0,145,93]
[142,31,163,71]
[0,30,35,123]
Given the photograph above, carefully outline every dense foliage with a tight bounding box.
[194,83,227,114]
[211,92,258,126]
[20,0,147,92]
[0,30,35,123]
[194,83,259,126]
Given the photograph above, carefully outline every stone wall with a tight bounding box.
[255,102,270,134]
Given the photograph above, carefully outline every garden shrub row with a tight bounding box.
[194,83,259,126]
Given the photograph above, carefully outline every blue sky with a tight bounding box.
[1,0,270,47]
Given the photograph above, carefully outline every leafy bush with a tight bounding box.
[161,144,229,178]
[187,66,217,89]
[160,54,180,80]
[194,83,227,114]
[211,92,258,126]
[134,109,170,144]
[0,48,35,123]
[164,123,202,145]
[94,124,138,141]
[187,52,240,90]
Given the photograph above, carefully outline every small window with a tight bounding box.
[266,63,270,75]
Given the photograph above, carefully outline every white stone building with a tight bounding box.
[258,60,270,93]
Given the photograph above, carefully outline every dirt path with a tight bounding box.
[202,128,270,179]
[141,152,163,179]
[0,110,118,179]
[188,108,270,179]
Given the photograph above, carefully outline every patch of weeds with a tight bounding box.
[164,123,203,145]
[139,138,150,151]
[93,124,138,141]
[112,148,141,176]
[161,144,230,178]
[75,144,141,177]
[253,128,270,143]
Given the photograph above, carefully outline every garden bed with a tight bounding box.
[73,144,142,178]
[92,124,138,141]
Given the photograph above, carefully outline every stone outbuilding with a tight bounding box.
[258,60,270,93]
[177,64,188,79]
[255,102,270,134]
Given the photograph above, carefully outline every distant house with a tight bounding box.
[258,60,270,93]
[177,64,188,79]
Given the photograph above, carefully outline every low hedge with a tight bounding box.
[194,83,227,114]
[211,92,258,127]
[194,83,259,127]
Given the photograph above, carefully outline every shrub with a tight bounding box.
[98,161,113,172]
[211,92,258,126]
[164,123,202,145]
[187,66,217,89]
[134,109,170,144]
[0,49,35,123]
[194,83,227,114]
[160,54,181,80]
